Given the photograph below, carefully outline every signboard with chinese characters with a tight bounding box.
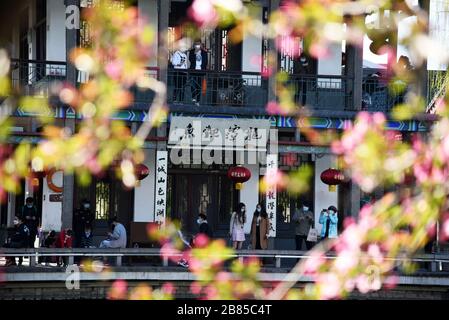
[266,154,277,237]
[168,116,271,150]
[154,151,168,226]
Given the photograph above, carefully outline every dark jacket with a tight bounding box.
[80,232,94,248]
[199,222,213,238]
[293,53,316,75]
[9,224,30,247]
[22,205,39,230]
[73,208,94,232]
[44,234,57,247]
[188,49,208,70]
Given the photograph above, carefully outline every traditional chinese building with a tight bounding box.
[0,0,440,249]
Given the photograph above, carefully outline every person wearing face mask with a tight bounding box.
[3,216,30,266]
[230,203,247,250]
[73,199,93,247]
[292,203,315,250]
[188,39,208,106]
[170,43,189,103]
[22,197,39,248]
[250,204,270,250]
[196,213,213,239]
[319,206,339,240]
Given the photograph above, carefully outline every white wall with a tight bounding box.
[46,0,66,62]
[428,0,449,70]
[134,148,156,222]
[318,41,342,76]
[314,155,339,234]
[139,0,159,67]
[242,5,262,73]
[41,171,63,232]
[239,164,259,234]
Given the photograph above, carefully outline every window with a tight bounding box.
[95,181,110,220]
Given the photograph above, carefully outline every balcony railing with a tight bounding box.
[8,59,409,113]
[132,67,159,106]
[288,74,352,110]
[10,59,67,96]
[361,74,407,112]
[167,69,268,108]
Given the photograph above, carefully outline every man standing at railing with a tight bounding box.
[188,39,208,106]
[293,52,315,106]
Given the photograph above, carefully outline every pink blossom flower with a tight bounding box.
[162,282,175,295]
[318,273,341,299]
[442,218,449,240]
[105,60,123,80]
[160,243,180,263]
[266,101,288,115]
[188,0,218,27]
[367,244,384,264]
[276,36,301,58]
[216,272,231,282]
[310,42,330,59]
[190,282,202,295]
[303,251,325,275]
[384,275,399,290]
[334,250,358,273]
[108,279,128,300]
[194,234,209,248]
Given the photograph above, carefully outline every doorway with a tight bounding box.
[74,177,134,244]
[168,171,237,239]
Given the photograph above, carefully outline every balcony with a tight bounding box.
[288,74,352,111]
[8,59,407,115]
[167,69,268,110]
[361,74,407,113]
[10,59,67,97]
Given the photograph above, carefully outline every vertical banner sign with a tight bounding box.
[266,154,277,237]
[154,151,168,226]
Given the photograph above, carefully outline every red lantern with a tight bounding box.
[227,166,251,190]
[135,163,150,181]
[320,168,345,192]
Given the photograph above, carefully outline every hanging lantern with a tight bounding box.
[320,168,345,192]
[227,166,251,190]
[135,163,150,181]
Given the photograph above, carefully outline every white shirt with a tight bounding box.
[171,50,188,69]
[195,51,202,70]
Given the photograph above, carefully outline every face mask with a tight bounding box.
[13,219,19,225]
[195,45,201,50]
[241,208,245,213]
[197,218,202,225]
[27,204,33,208]
[85,231,91,237]
[329,210,335,214]
[256,207,261,212]
[84,204,90,209]
[303,206,309,212]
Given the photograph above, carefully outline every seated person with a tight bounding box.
[80,224,94,248]
[99,217,127,249]
[3,216,30,267]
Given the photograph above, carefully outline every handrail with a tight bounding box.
[168,69,263,76]
[10,58,67,65]
[2,248,449,262]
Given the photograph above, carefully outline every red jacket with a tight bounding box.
[56,229,73,248]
